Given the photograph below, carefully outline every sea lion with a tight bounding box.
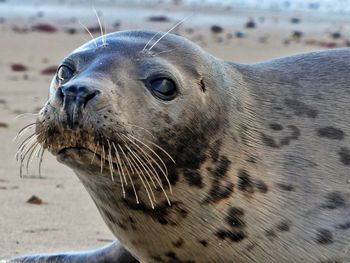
[4,30,350,262]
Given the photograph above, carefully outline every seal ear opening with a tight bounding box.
[199,77,206,93]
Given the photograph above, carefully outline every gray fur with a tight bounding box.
[5,30,350,262]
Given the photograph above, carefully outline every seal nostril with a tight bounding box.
[84,91,99,108]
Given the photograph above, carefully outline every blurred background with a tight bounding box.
[1,0,350,258]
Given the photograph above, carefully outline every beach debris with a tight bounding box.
[65,28,77,35]
[235,31,246,38]
[292,30,303,40]
[12,26,29,33]
[148,15,170,22]
[290,17,301,24]
[11,63,28,72]
[113,21,121,29]
[185,27,194,34]
[245,19,256,29]
[0,122,9,128]
[33,23,58,33]
[41,65,58,75]
[87,25,101,34]
[331,32,342,39]
[211,25,223,34]
[283,39,290,45]
[26,195,43,205]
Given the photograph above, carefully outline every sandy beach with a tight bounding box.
[1,1,350,259]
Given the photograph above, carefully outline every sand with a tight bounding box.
[1,2,350,259]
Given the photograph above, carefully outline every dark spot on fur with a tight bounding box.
[318,259,342,263]
[116,221,127,230]
[216,229,246,242]
[237,169,254,193]
[269,123,283,131]
[276,220,291,232]
[276,183,294,191]
[152,255,164,262]
[198,240,208,247]
[226,207,245,228]
[165,251,177,260]
[322,192,346,209]
[338,147,350,165]
[315,229,333,245]
[209,139,222,162]
[284,98,318,118]
[246,243,257,252]
[280,125,300,146]
[317,127,345,140]
[246,156,257,163]
[123,199,187,226]
[261,133,279,148]
[335,222,350,230]
[99,207,117,225]
[172,238,184,248]
[200,78,206,93]
[183,169,203,188]
[255,180,268,193]
[204,156,233,203]
[265,229,277,240]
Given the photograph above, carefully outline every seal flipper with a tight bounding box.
[2,241,139,263]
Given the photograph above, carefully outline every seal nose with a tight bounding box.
[55,85,100,128]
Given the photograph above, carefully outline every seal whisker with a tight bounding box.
[154,49,176,56]
[91,143,99,164]
[25,141,40,175]
[14,122,36,142]
[124,134,172,197]
[16,133,38,161]
[124,134,169,171]
[93,7,105,47]
[142,31,161,52]
[129,143,172,206]
[16,132,37,159]
[148,15,192,52]
[143,137,176,164]
[103,21,107,47]
[118,144,140,204]
[126,148,154,208]
[126,144,157,189]
[125,144,156,203]
[101,144,105,174]
[19,137,39,177]
[123,123,155,139]
[110,142,126,198]
[106,140,115,182]
[14,113,38,120]
[112,142,128,186]
[38,146,45,178]
[78,21,98,48]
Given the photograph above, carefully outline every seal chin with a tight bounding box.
[57,147,97,169]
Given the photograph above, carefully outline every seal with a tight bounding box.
[5,30,350,262]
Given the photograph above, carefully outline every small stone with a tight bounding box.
[211,25,223,34]
[11,63,28,72]
[41,65,57,75]
[26,195,43,205]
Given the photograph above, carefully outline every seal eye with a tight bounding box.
[57,65,74,83]
[150,78,177,100]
